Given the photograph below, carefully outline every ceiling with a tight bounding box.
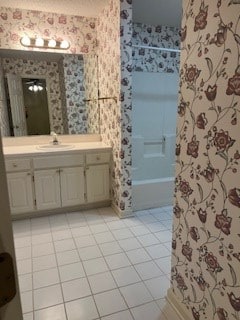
[133,0,182,28]
[1,0,182,27]
[0,0,108,17]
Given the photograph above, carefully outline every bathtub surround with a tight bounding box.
[170,1,240,320]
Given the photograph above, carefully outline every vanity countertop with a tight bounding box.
[4,141,111,157]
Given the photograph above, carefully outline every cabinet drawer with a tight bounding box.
[5,158,31,172]
[86,152,110,165]
[33,154,84,169]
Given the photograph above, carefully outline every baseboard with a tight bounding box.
[166,288,192,320]
[111,202,134,219]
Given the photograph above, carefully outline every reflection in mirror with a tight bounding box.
[0,50,99,137]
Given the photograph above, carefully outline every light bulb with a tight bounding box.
[35,37,44,47]
[60,40,69,49]
[21,36,31,46]
[48,39,56,48]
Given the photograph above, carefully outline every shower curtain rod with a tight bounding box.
[132,44,180,53]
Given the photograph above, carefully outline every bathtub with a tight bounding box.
[132,177,174,211]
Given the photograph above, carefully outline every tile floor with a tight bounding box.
[13,206,179,320]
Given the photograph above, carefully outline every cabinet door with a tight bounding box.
[60,167,85,207]
[86,164,109,203]
[34,169,61,210]
[7,172,34,214]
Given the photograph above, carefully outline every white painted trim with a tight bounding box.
[166,288,192,320]
[111,202,134,219]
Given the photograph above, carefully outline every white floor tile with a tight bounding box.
[17,259,32,275]
[71,226,92,237]
[155,256,171,275]
[34,304,66,320]
[124,217,142,228]
[14,236,31,248]
[145,244,170,259]
[32,243,54,258]
[13,219,31,237]
[134,261,163,280]
[75,235,96,248]
[137,234,159,247]
[112,228,133,240]
[56,250,80,266]
[16,246,31,260]
[144,275,170,299]
[118,238,142,251]
[94,231,115,244]
[163,242,172,251]
[89,223,109,234]
[112,266,141,287]
[126,248,151,265]
[31,233,52,245]
[78,245,102,260]
[120,282,153,308]
[19,273,32,292]
[33,254,57,272]
[21,291,33,313]
[67,212,87,228]
[155,230,172,243]
[23,313,33,320]
[130,225,150,236]
[54,238,76,252]
[94,289,127,317]
[131,301,161,320]
[101,310,133,320]
[106,220,126,230]
[34,284,63,310]
[105,252,131,270]
[33,268,60,289]
[83,257,109,276]
[65,296,99,320]
[62,277,91,302]
[138,214,158,224]
[99,241,123,256]
[88,271,116,294]
[59,262,85,282]
[52,229,72,241]
[146,222,166,233]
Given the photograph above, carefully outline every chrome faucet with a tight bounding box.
[51,131,59,145]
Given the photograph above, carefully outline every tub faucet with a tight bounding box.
[51,131,59,145]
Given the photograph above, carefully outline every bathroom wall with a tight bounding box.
[83,54,99,133]
[2,57,64,133]
[97,0,132,216]
[132,23,180,73]
[62,55,87,134]
[171,1,240,320]
[0,7,97,54]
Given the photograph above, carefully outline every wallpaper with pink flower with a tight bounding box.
[171,1,240,320]
[97,0,132,216]
[132,22,180,73]
[0,7,97,54]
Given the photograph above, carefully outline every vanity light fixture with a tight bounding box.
[28,84,43,92]
[20,36,70,50]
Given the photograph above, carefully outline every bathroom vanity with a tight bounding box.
[3,137,111,219]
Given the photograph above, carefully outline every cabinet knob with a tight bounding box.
[13,163,17,168]
[27,172,31,176]
[96,156,101,161]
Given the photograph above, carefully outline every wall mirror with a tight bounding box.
[0,49,99,137]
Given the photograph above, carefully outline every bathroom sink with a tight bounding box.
[36,144,74,151]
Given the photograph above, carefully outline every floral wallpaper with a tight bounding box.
[0,7,97,54]
[62,54,87,134]
[171,1,240,320]
[2,57,64,133]
[97,0,132,216]
[132,22,180,73]
[83,54,99,133]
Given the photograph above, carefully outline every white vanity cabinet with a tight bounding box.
[5,159,35,214]
[5,148,111,217]
[33,154,85,211]
[85,153,110,203]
